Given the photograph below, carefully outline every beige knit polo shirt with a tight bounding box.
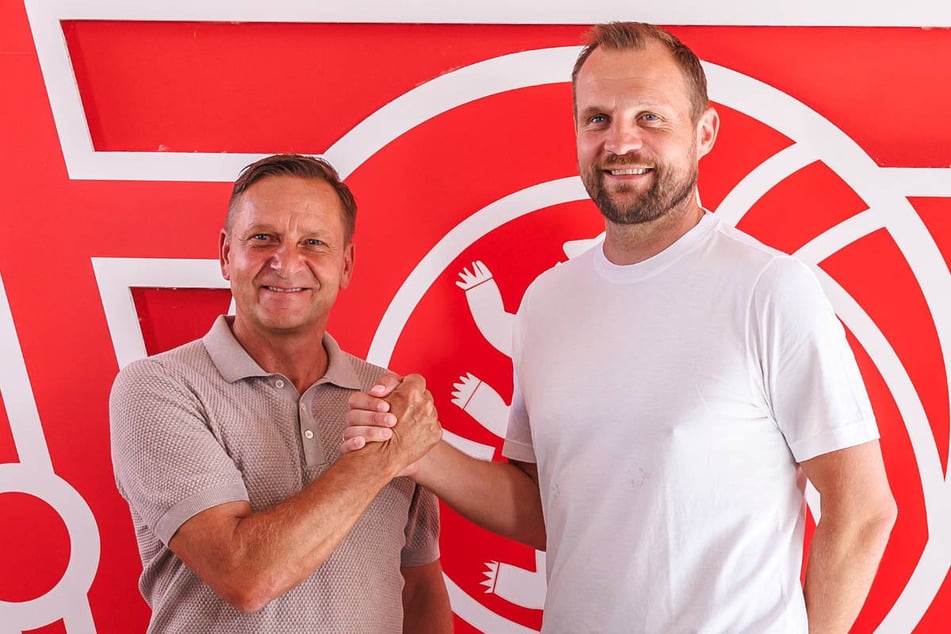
[110,315,439,633]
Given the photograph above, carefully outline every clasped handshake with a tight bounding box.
[342,373,441,476]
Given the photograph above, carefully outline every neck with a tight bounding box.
[230,318,329,393]
[602,201,704,266]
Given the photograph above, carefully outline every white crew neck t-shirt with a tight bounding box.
[503,213,878,633]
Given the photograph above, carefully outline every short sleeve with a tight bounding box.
[502,281,538,463]
[401,484,441,567]
[109,358,249,544]
[752,257,879,462]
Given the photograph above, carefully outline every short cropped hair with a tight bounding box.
[226,154,357,242]
[571,22,709,122]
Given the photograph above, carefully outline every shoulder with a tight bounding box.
[704,220,823,293]
[115,339,209,379]
[337,349,391,392]
[707,220,790,268]
[522,246,596,304]
[110,340,212,403]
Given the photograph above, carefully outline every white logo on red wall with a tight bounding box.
[6,10,951,633]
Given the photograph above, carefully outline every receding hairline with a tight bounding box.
[570,22,710,122]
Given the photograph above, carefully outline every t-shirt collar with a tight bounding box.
[594,210,717,283]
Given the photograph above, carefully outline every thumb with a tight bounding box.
[370,371,403,397]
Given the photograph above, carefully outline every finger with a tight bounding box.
[343,426,394,443]
[339,436,366,453]
[400,373,427,390]
[348,391,392,413]
[369,373,402,397]
[346,408,397,428]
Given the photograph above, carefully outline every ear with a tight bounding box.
[219,229,232,281]
[339,241,355,290]
[696,106,720,161]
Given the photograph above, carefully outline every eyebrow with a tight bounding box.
[577,106,606,120]
[238,224,279,236]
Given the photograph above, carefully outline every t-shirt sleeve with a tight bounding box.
[502,281,538,464]
[109,358,249,545]
[401,484,441,567]
[752,257,879,462]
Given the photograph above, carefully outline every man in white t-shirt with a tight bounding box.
[345,22,896,633]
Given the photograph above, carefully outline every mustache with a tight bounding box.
[599,152,654,170]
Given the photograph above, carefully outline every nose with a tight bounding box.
[269,242,306,276]
[604,119,643,156]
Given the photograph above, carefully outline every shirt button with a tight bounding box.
[275,379,285,389]
[300,403,306,411]
[304,430,314,439]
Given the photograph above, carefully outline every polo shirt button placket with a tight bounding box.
[299,401,314,441]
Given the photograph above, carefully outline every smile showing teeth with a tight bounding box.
[609,167,650,176]
[264,286,305,293]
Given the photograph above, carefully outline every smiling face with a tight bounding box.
[575,43,717,226]
[220,175,354,346]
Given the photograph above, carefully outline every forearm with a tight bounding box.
[175,447,403,611]
[402,561,453,633]
[414,441,545,549]
[803,508,895,632]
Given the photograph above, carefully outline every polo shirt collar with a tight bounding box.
[202,315,362,390]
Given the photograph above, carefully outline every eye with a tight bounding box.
[251,233,270,241]
[301,238,330,251]
[640,113,661,123]
[589,114,608,125]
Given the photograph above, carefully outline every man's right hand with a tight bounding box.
[344,373,441,477]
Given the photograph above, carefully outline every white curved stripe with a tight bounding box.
[793,208,887,265]
[445,577,538,634]
[714,143,818,227]
[366,177,588,365]
[325,47,580,178]
[877,530,951,633]
[0,273,52,470]
[885,215,951,438]
[706,62,880,184]
[442,429,496,461]
[0,467,101,631]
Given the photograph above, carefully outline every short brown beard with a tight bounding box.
[582,153,697,225]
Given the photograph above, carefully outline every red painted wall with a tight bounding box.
[1,2,949,631]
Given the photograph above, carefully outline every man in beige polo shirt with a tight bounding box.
[110,154,452,633]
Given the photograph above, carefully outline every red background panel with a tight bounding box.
[1,2,949,632]
[64,21,588,154]
[62,22,951,167]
